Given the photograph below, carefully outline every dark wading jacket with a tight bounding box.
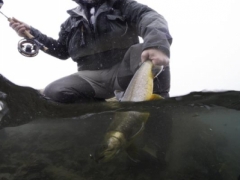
[30,0,172,70]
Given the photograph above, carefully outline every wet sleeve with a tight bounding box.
[121,0,172,57]
[30,21,70,60]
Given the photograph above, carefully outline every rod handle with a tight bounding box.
[8,17,48,52]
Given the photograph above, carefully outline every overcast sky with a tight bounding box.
[0,0,240,97]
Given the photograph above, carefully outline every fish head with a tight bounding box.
[93,134,123,163]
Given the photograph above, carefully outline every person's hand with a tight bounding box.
[141,48,170,66]
[9,17,31,38]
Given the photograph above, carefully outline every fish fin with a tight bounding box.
[150,94,164,100]
[126,143,140,163]
[142,145,158,158]
[114,90,125,101]
[129,121,145,141]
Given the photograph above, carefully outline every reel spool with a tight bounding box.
[18,39,40,57]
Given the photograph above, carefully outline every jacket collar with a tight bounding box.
[67,0,118,18]
[67,6,87,19]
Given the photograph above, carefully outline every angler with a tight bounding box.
[9,0,172,103]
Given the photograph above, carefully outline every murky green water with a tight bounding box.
[0,75,240,180]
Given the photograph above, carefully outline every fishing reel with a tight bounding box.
[18,38,39,57]
[17,37,48,57]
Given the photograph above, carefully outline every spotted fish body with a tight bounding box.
[121,61,163,102]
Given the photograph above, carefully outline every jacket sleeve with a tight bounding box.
[120,0,172,57]
[30,20,70,60]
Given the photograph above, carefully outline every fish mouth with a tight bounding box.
[90,152,105,163]
[92,149,117,163]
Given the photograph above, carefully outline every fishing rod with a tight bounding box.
[0,9,48,57]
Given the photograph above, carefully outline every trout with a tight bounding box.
[93,61,163,163]
[120,60,164,102]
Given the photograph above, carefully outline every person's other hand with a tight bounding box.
[9,17,31,38]
[141,48,169,66]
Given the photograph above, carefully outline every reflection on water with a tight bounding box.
[92,111,150,163]
[0,75,240,179]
